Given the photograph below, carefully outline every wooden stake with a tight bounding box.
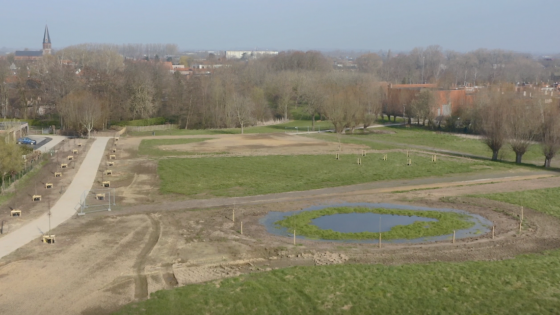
[293,229,296,245]
[240,221,243,235]
[492,225,495,239]
[521,206,523,221]
[452,230,455,244]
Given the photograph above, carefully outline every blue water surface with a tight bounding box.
[259,202,493,244]
[311,213,437,233]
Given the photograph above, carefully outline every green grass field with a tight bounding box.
[114,250,560,315]
[129,120,335,137]
[473,186,560,219]
[317,125,546,164]
[158,153,514,198]
[138,138,214,157]
[276,206,474,240]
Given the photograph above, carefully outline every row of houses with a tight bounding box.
[382,82,559,118]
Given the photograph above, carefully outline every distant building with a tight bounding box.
[14,25,52,61]
[225,50,278,60]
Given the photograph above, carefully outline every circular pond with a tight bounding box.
[260,203,493,244]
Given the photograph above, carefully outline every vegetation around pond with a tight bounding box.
[275,207,474,240]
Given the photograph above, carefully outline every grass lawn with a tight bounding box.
[159,153,514,198]
[309,133,398,150]
[330,125,545,164]
[114,250,560,315]
[473,186,560,219]
[276,206,473,240]
[129,120,335,137]
[138,138,214,157]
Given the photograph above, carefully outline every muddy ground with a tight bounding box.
[0,133,559,315]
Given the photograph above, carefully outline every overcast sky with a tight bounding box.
[1,0,558,53]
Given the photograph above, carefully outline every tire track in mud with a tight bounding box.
[133,214,161,300]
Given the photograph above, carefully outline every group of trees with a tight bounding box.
[0,44,559,164]
[474,87,560,166]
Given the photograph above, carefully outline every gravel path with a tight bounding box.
[0,137,110,259]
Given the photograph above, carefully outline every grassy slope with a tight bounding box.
[159,153,513,198]
[138,138,213,157]
[474,187,560,219]
[114,251,560,315]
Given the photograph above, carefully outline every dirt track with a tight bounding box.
[1,133,560,315]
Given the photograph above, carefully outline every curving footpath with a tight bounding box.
[0,137,109,260]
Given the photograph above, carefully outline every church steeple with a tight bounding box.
[42,25,51,55]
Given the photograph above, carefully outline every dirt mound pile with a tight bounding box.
[314,251,349,266]
[173,264,241,285]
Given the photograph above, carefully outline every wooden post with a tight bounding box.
[452,230,455,244]
[357,158,361,165]
[240,221,243,235]
[492,225,495,239]
[293,229,296,245]
[521,206,523,221]
[336,153,339,160]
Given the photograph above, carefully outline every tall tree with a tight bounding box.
[476,89,509,161]
[541,103,560,168]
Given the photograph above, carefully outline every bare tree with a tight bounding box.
[230,94,254,134]
[476,89,509,161]
[59,90,103,137]
[506,98,539,163]
[541,103,560,168]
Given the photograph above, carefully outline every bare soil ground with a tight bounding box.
[0,138,94,235]
[1,133,560,314]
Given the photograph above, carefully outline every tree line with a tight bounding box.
[0,45,559,166]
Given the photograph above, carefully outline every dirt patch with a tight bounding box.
[135,133,367,156]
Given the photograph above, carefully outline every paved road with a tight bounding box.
[0,137,109,260]
[27,135,67,152]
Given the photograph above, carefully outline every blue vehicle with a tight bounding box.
[17,137,37,145]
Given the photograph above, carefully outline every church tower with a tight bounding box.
[42,25,51,55]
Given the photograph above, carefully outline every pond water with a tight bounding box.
[311,213,437,233]
[260,202,493,244]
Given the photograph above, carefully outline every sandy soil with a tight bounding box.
[157,133,366,156]
[1,132,560,314]
[0,138,94,235]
